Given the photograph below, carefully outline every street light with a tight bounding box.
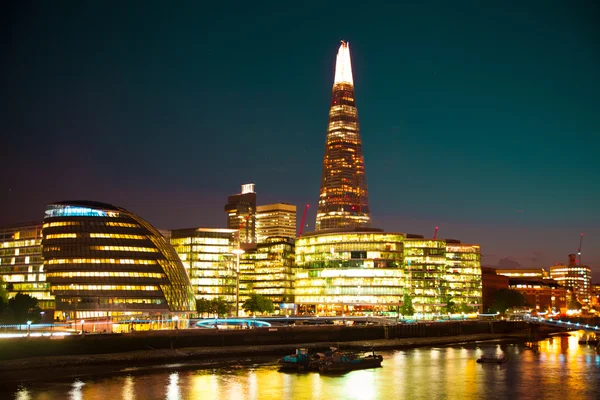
[26,320,31,336]
[173,315,179,330]
[232,249,245,317]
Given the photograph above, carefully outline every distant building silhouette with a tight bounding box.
[225,183,257,248]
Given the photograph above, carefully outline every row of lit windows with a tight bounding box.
[171,237,231,246]
[1,239,39,248]
[90,233,147,240]
[46,233,77,239]
[47,258,157,265]
[53,285,159,291]
[296,296,405,304]
[109,298,165,305]
[106,222,140,228]
[43,221,81,228]
[90,246,158,252]
[46,271,165,279]
[0,247,40,256]
[298,234,405,246]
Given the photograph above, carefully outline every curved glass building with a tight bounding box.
[42,201,196,320]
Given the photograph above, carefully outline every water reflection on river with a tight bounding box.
[7,331,600,400]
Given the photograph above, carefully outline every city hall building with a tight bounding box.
[42,201,196,322]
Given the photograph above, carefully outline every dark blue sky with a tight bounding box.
[2,1,599,274]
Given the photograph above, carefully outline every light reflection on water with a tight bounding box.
[6,331,600,400]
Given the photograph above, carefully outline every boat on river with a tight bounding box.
[278,348,332,371]
[477,355,509,364]
[318,350,383,373]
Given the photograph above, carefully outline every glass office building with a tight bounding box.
[256,203,297,243]
[295,229,404,315]
[42,201,196,321]
[0,222,54,310]
[403,236,448,313]
[445,241,482,312]
[170,228,238,306]
[239,237,295,313]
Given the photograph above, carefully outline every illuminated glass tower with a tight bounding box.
[315,41,370,231]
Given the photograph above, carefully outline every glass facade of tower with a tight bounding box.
[295,229,404,315]
[0,223,54,310]
[445,242,482,312]
[403,238,448,313]
[256,203,297,243]
[170,228,237,306]
[42,201,196,320]
[316,41,370,231]
[239,237,295,313]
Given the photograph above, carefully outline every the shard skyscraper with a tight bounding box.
[315,41,371,231]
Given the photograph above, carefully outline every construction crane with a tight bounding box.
[578,233,584,265]
[433,226,439,240]
[298,204,310,237]
[236,215,250,244]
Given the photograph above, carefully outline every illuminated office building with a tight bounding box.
[0,222,54,310]
[550,254,592,305]
[315,41,370,231]
[42,201,196,320]
[403,236,448,313]
[445,241,482,312]
[239,237,295,313]
[295,229,404,315]
[256,203,297,243]
[225,183,256,247]
[496,268,550,279]
[170,228,237,305]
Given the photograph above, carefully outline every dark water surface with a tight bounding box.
[4,331,600,400]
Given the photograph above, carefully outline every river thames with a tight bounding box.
[5,331,600,400]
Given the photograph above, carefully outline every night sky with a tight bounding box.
[2,1,599,274]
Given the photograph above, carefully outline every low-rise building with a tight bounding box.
[509,277,568,313]
[481,267,509,312]
[496,268,550,279]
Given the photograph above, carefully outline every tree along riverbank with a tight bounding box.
[0,332,537,386]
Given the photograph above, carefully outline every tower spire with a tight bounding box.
[315,41,371,231]
[334,41,354,85]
